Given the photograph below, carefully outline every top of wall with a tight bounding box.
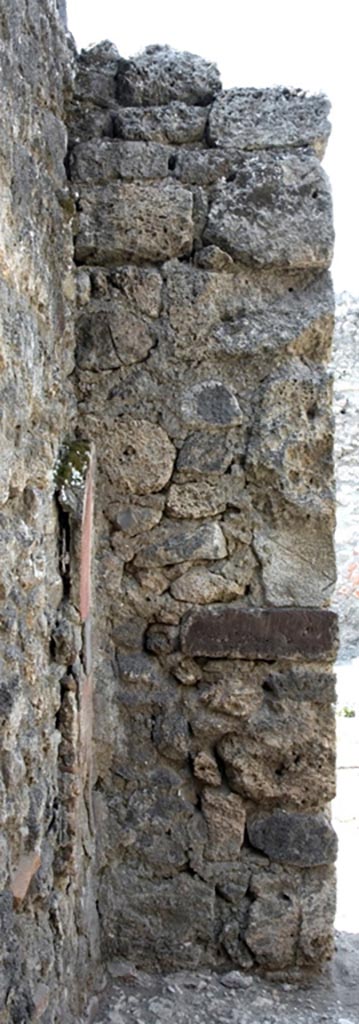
[72,41,331,159]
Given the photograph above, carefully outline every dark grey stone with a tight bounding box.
[247,810,338,866]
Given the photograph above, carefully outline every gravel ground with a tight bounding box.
[83,662,359,1024]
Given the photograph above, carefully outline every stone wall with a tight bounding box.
[0,7,339,1016]
[67,44,338,977]
[0,4,99,1022]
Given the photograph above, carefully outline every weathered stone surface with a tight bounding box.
[75,181,194,264]
[170,569,240,603]
[70,140,170,183]
[216,701,335,809]
[176,431,237,478]
[181,606,338,660]
[110,265,163,317]
[166,480,229,519]
[254,519,336,606]
[204,151,334,268]
[113,102,208,143]
[208,88,331,157]
[116,45,221,106]
[173,148,230,185]
[246,360,334,513]
[76,300,155,368]
[193,751,222,786]
[202,788,246,861]
[100,868,216,968]
[101,419,176,495]
[180,381,242,428]
[245,893,300,970]
[135,521,227,567]
[247,811,337,866]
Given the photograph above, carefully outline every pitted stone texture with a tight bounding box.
[116,45,221,107]
[76,300,155,369]
[101,419,176,495]
[113,103,208,144]
[208,88,331,158]
[202,788,246,861]
[75,181,194,265]
[246,360,334,513]
[204,151,333,268]
[247,810,337,866]
[181,606,338,661]
[216,700,335,810]
[70,140,170,183]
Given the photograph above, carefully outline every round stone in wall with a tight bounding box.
[102,419,176,495]
[181,380,242,428]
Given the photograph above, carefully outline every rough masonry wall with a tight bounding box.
[68,44,338,975]
[0,5,99,1022]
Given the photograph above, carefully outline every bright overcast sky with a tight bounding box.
[66,0,357,295]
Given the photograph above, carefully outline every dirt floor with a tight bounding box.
[83,661,359,1024]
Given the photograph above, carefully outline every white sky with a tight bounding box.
[66,0,358,295]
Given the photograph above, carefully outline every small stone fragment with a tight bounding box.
[220,970,253,989]
[193,751,222,786]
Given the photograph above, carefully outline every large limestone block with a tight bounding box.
[75,181,194,264]
[209,88,331,157]
[116,45,221,106]
[204,150,334,268]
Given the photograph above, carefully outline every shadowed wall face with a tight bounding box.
[68,44,337,975]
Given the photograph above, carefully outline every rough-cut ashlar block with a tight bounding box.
[181,606,338,660]
[253,519,336,606]
[209,88,331,158]
[204,150,334,268]
[116,45,221,106]
[75,181,194,264]
[247,810,337,866]
[113,103,208,144]
[70,140,170,184]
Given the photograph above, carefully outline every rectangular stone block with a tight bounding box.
[181,606,338,660]
[208,88,331,158]
[75,181,194,264]
[204,150,333,269]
